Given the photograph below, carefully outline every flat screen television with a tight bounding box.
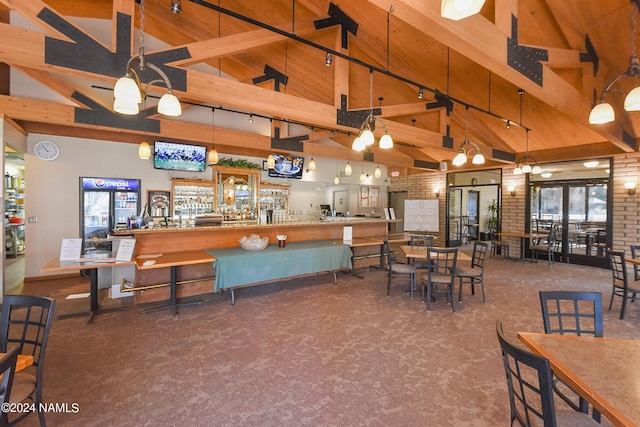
[153,141,207,172]
[268,154,304,179]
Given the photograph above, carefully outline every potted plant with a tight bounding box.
[486,199,500,239]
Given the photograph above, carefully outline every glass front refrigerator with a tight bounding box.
[80,177,140,254]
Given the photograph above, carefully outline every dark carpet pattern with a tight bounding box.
[14,251,640,426]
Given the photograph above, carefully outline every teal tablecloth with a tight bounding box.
[206,240,352,292]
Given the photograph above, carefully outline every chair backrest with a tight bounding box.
[410,235,434,247]
[544,225,558,248]
[496,321,557,427]
[470,241,489,269]
[538,219,553,232]
[462,216,470,226]
[427,247,458,277]
[630,245,640,281]
[539,291,603,337]
[0,346,20,425]
[0,295,56,380]
[607,250,628,287]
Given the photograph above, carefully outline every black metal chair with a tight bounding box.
[607,250,640,320]
[384,240,417,299]
[631,245,640,281]
[539,291,603,422]
[531,225,557,266]
[587,229,607,257]
[489,231,510,259]
[456,241,489,303]
[0,295,56,427]
[422,247,458,312]
[496,321,599,427]
[0,347,21,427]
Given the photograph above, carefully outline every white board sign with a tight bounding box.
[404,199,439,232]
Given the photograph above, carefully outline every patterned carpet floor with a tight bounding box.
[13,250,640,426]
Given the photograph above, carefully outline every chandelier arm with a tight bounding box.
[145,62,174,92]
[600,71,633,101]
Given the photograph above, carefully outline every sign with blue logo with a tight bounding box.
[81,177,140,191]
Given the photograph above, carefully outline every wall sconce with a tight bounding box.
[625,180,637,195]
[507,185,516,197]
[433,187,440,198]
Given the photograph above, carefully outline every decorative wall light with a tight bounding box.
[208,107,219,165]
[625,180,637,195]
[114,0,181,116]
[352,69,393,151]
[441,0,486,21]
[434,187,440,197]
[589,5,640,124]
[452,106,485,166]
[507,185,516,197]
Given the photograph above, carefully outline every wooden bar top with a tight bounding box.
[41,257,135,273]
[135,250,216,270]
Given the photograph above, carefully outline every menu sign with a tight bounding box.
[59,238,82,261]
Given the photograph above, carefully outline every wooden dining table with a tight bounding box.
[518,332,640,427]
[400,245,471,263]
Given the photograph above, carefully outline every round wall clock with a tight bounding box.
[34,141,60,161]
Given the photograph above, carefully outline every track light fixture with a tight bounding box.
[114,0,181,117]
[325,52,332,66]
[589,4,640,124]
[418,88,424,99]
[171,0,182,14]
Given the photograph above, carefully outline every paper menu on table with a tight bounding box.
[115,239,136,262]
[343,226,353,242]
[59,238,83,261]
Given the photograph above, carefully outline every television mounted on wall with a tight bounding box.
[153,141,207,172]
[268,154,304,179]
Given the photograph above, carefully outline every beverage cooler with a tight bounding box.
[80,177,140,254]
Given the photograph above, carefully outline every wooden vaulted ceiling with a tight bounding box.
[0,0,639,174]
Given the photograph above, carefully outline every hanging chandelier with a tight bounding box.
[451,106,485,166]
[513,129,541,175]
[589,4,640,124]
[352,70,393,151]
[113,0,181,117]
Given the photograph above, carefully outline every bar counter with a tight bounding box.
[112,218,397,304]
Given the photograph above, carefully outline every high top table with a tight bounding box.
[518,332,640,427]
[41,256,134,323]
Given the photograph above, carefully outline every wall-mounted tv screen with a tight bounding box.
[268,154,304,179]
[154,141,207,172]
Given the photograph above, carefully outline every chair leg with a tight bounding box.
[621,291,628,320]
[409,274,415,300]
[450,285,456,312]
[480,282,486,303]
[426,283,432,310]
[458,278,463,302]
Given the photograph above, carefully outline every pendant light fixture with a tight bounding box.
[113,0,181,117]
[589,4,640,124]
[452,106,485,166]
[334,160,340,185]
[352,69,393,151]
[374,165,382,178]
[513,90,541,175]
[344,161,352,176]
[441,0,486,21]
[308,127,316,171]
[138,98,151,159]
[208,107,219,165]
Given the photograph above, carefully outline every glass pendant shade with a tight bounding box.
[471,153,485,165]
[360,171,366,181]
[531,165,542,174]
[138,141,151,159]
[308,158,316,171]
[379,133,393,149]
[267,154,275,169]
[441,0,486,21]
[334,175,340,185]
[114,76,141,104]
[157,92,182,116]
[624,86,640,111]
[344,162,352,176]
[374,166,382,178]
[513,166,523,175]
[352,137,366,151]
[452,150,467,166]
[208,148,218,165]
[588,102,615,124]
[360,129,375,146]
[522,163,532,174]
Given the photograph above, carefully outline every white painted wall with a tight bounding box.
[23,133,388,278]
